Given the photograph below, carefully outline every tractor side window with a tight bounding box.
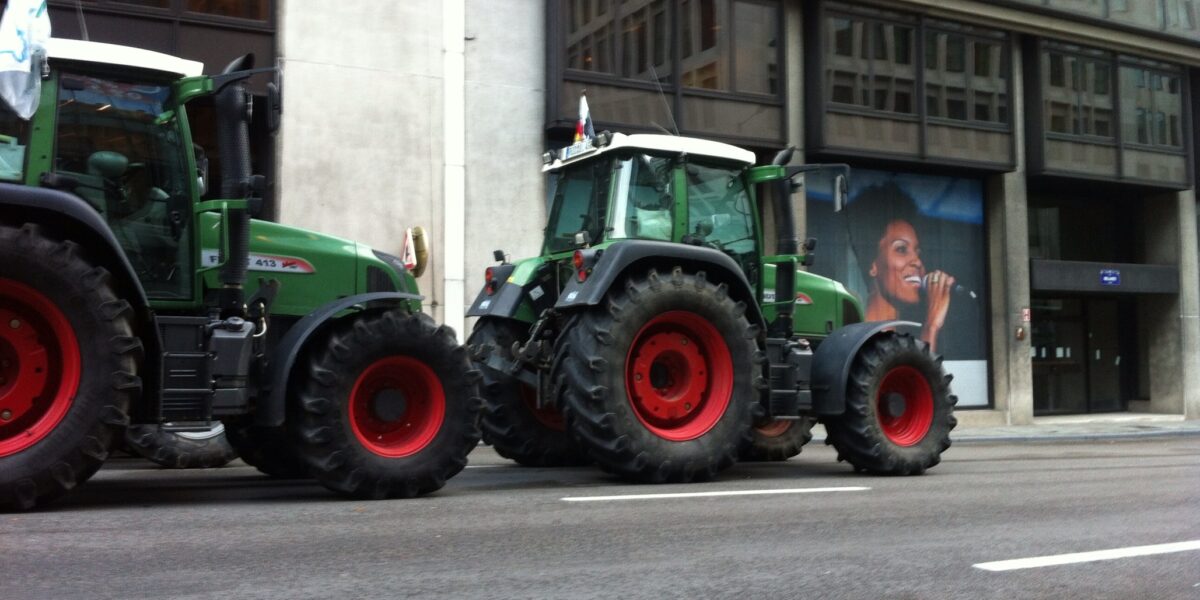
[544,158,611,253]
[686,162,757,266]
[0,103,29,182]
[55,74,193,300]
[611,154,674,242]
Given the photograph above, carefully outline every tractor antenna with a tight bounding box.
[75,0,90,41]
[649,64,679,136]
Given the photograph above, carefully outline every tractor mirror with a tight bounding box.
[833,174,848,213]
[193,144,209,197]
[266,69,282,134]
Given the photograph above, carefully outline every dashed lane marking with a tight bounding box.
[974,540,1200,572]
[562,486,870,502]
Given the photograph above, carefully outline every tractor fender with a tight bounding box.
[0,182,148,308]
[258,291,423,427]
[553,240,764,327]
[466,263,520,318]
[810,320,921,415]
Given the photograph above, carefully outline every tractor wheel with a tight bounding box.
[292,310,481,499]
[126,422,238,469]
[0,224,140,510]
[822,332,956,475]
[740,417,815,462]
[560,268,756,483]
[469,318,588,467]
[224,421,310,479]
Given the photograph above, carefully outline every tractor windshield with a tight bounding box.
[55,73,193,300]
[0,103,30,182]
[544,157,613,253]
[610,153,675,242]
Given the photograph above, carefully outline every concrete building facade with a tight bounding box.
[48,0,1200,422]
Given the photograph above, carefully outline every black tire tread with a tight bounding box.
[822,332,957,475]
[0,223,140,511]
[292,310,482,499]
[559,267,756,483]
[126,424,239,469]
[470,318,589,467]
[740,417,815,462]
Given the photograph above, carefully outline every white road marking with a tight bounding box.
[974,540,1200,572]
[562,486,870,502]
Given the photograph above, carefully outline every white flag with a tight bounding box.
[0,0,49,120]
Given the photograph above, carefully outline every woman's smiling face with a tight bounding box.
[871,220,924,305]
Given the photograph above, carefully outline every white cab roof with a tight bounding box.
[44,38,203,78]
[545,133,756,171]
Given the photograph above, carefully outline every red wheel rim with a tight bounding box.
[755,419,793,438]
[520,383,565,431]
[0,279,81,457]
[349,356,445,457]
[876,366,934,446]
[624,311,733,442]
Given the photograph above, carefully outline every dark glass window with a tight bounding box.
[1119,65,1183,148]
[186,0,268,20]
[0,103,29,182]
[925,29,1008,124]
[733,1,778,95]
[1043,49,1113,138]
[56,74,193,299]
[823,13,915,115]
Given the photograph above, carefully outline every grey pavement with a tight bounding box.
[808,412,1200,445]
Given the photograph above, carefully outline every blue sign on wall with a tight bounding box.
[1100,269,1121,286]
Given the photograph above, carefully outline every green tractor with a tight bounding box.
[468,132,956,482]
[0,39,480,510]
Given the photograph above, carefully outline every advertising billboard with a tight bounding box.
[807,169,989,407]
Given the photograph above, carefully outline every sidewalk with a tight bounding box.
[810,413,1200,444]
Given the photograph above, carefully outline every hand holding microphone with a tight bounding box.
[921,272,977,300]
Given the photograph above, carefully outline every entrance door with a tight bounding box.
[1032,297,1130,414]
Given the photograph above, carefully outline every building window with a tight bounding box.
[925,28,1009,125]
[186,0,268,20]
[823,11,916,115]
[552,0,784,146]
[1119,64,1183,148]
[1041,47,1113,139]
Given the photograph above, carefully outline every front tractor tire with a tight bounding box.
[0,224,140,510]
[740,417,815,462]
[126,423,238,469]
[291,310,482,499]
[469,318,588,467]
[823,332,956,475]
[560,268,756,483]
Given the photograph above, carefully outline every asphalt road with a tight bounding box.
[2,438,1198,600]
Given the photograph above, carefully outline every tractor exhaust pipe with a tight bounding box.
[770,146,799,256]
[214,55,255,316]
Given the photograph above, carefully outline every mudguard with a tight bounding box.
[466,263,518,317]
[0,182,148,307]
[553,240,764,326]
[810,320,921,415]
[258,291,423,426]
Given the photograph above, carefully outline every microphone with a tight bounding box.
[921,273,977,300]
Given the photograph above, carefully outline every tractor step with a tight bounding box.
[161,421,216,433]
[765,337,814,418]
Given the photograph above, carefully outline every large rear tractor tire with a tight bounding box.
[560,268,756,483]
[0,224,141,510]
[469,318,588,467]
[225,422,310,479]
[822,332,956,475]
[740,417,815,462]
[126,423,238,469]
[292,310,482,499]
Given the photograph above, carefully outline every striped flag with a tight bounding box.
[574,92,594,143]
[0,0,49,119]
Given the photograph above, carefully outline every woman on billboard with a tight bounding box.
[849,183,957,354]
